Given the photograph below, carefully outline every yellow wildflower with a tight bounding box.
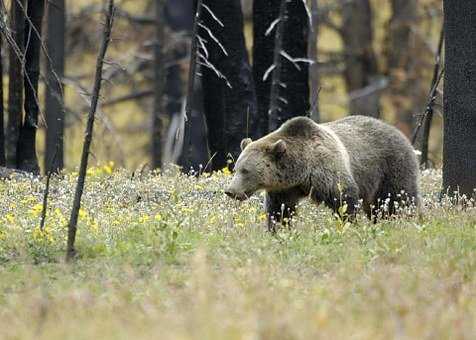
[30,203,43,217]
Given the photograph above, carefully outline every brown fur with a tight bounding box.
[225,116,420,230]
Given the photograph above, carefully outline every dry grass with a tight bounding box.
[0,168,475,339]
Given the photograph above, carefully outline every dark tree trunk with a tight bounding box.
[341,0,381,117]
[309,0,320,122]
[165,0,209,171]
[179,77,209,171]
[17,0,44,174]
[253,0,278,134]
[253,0,309,133]
[6,0,25,168]
[442,0,476,197]
[0,35,4,167]
[45,0,65,172]
[152,0,166,168]
[385,0,419,138]
[201,0,258,170]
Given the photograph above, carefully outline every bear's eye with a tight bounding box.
[241,168,250,175]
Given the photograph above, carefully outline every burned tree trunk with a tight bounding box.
[253,0,309,133]
[6,0,25,168]
[200,0,258,170]
[442,0,476,197]
[17,0,44,174]
[253,0,278,134]
[151,0,166,169]
[164,0,190,145]
[167,0,209,171]
[308,0,320,122]
[45,0,65,172]
[385,0,420,137]
[0,35,4,167]
[341,0,381,117]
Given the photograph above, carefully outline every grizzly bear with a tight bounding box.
[225,115,420,230]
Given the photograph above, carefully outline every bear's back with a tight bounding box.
[323,115,419,199]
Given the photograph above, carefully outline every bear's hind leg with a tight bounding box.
[373,178,419,219]
[312,182,360,222]
[265,188,303,232]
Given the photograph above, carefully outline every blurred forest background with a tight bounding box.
[0,0,444,173]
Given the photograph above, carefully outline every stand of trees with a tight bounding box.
[2,0,476,201]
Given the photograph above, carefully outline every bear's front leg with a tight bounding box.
[265,188,303,232]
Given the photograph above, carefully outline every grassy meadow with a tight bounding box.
[0,167,475,339]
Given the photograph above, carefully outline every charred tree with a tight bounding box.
[0,35,4,167]
[341,0,381,117]
[152,0,166,168]
[17,0,45,175]
[45,0,66,172]
[253,0,309,133]
[309,0,320,122]
[442,0,476,197]
[385,0,420,137]
[164,0,209,171]
[164,0,190,133]
[6,0,25,168]
[253,0,278,134]
[200,0,258,170]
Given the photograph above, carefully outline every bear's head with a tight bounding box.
[225,137,290,200]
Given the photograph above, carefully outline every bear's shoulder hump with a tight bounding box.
[279,116,318,138]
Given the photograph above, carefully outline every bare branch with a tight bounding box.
[197,21,228,56]
[201,3,224,27]
[66,0,115,261]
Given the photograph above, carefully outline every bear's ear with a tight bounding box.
[270,139,287,158]
[240,138,252,151]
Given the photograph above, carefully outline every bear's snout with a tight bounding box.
[225,188,247,201]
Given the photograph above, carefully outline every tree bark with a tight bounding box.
[152,0,166,168]
[253,0,309,133]
[385,0,419,137]
[6,0,25,168]
[252,0,278,134]
[309,0,320,122]
[179,0,209,172]
[201,0,258,170]
[341,0,381,117]
[17,0,44,175]
[45,0,65,172]
[0,35,4,166]
[442,0,476,197]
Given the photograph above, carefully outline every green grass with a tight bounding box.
[0,167,475,339]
